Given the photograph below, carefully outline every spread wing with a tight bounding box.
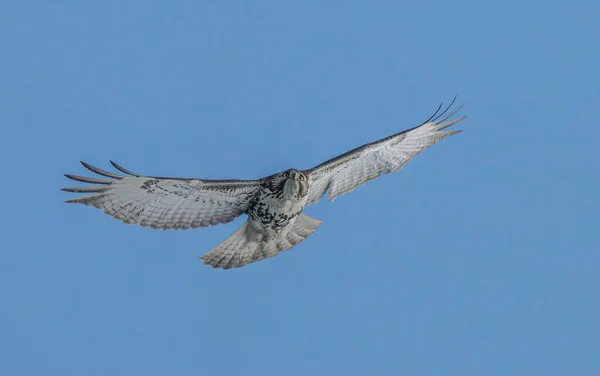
[303,100,467,205]
[62,161,261,230]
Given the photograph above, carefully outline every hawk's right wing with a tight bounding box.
[303,100,467,205]
[62,161,261,230]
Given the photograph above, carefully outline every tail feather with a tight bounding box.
[259,241,279,259]
[289,213,323,241]
[286,231,304,245]
[200,222,258,270]
[200,213,324,270]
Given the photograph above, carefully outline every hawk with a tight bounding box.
[63,99,467,269]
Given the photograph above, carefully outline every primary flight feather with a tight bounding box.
[63,99,468,269]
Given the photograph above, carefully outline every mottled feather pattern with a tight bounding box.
[62,99,468,269]
[63,161,261,230]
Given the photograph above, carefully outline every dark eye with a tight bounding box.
[283,171,289,177]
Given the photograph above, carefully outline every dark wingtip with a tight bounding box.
[78,161,123,179]
[420,96,463,126]
[64,173,111,184]
[109,160,140,177]
[432,96,458,122]
[64,173,80,181]
[421,102,444,125]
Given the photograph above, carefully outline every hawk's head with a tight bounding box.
[264,169,309,199]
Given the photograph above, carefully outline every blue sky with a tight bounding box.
[1,1,599,375]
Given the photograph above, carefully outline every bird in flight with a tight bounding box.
[63,99,467,269]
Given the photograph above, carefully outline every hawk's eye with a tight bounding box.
[283,171,289,177]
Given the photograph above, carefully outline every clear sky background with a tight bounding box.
[1,1,599,375]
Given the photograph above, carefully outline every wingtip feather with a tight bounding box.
[61,186,103,193]
[446,129,463,136]
[437,115,468,131]
[64,173,111,184]
[109,160,140,177]
[79,161,123,179]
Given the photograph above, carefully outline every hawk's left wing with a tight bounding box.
[303,100,467,205]
[62,161,261,230]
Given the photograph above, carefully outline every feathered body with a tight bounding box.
[248,169,308,230]
[62,99,468,269]
[200,169,320,269]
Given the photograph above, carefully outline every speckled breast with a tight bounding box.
[247,191,304,231]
